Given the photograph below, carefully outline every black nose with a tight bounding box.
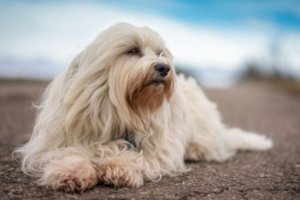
[154,63,170,77]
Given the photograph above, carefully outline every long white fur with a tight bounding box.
[15,23,272,191]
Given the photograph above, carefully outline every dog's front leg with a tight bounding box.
[40,153,98,192]
[93,140,144,187]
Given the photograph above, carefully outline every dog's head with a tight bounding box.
[68,23,175,117]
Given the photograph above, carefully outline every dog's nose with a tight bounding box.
[154,63,170,77]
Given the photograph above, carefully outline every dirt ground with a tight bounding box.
[0,80,299,200]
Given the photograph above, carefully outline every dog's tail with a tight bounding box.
[225,128,273,151]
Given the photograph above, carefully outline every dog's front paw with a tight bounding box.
[54,174,98,192]
[46,160,98,192]
[97,163,143,187]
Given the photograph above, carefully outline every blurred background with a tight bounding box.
[0,0,300,88]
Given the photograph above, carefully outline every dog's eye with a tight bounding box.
[156,50,163,56]
[127,47,141,55]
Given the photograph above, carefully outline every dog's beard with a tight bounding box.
[126,70,174,115]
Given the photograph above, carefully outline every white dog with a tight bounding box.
[16,23,272,192]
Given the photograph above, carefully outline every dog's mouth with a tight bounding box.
[145,79,165,86]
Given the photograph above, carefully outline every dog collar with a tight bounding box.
[123,129,137,149]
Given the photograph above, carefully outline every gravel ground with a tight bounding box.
[0,80,299,200]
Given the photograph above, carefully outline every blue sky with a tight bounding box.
[0,0,299,85]
[103,0,300,30]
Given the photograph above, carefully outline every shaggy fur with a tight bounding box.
[15,23,272,192]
